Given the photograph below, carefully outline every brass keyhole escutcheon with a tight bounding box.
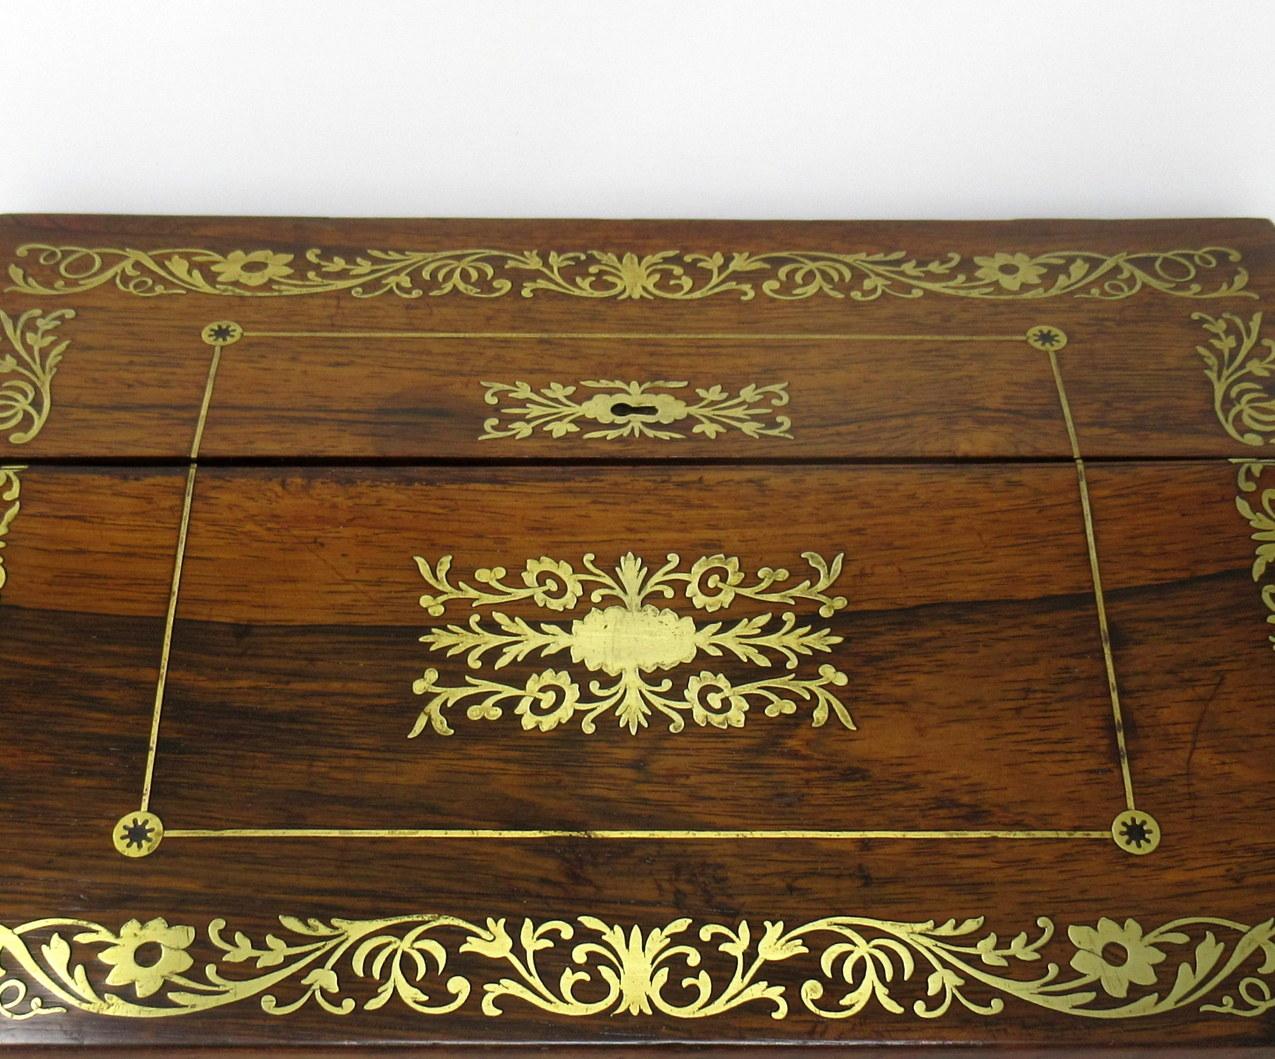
[609,401,660,418]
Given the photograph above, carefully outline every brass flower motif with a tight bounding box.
[209,249,295,288]
[685,554,745,612]
[413,551,852,735]
[1067,917,1167,998]
[520,557,583,611]
[515,670,580,731]
[97,917,196,998]
[972,252,1047,292]
[686,671,748,728]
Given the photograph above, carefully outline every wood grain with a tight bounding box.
[0,216,1273,1053]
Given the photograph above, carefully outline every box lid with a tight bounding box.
[2,216,1275,1052]
[3,215,1273,459]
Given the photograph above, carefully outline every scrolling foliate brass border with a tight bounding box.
[0,308,75,445]
[6,245,1254,301]
[412,551,850,735]
[479,379,792,441]
[1,912,1272,1022]
[1194,311,1275,447]
[1235,460,1275,650]
[0,466,21,594]
[1192,313,1275,650]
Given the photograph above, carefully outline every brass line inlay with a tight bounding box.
[242,329,1029,341]
[165,828,1111,841]
[1045,345,1138,815]
[7,244,1254,301]
[133,323,237,829]
[118,320,1151,856]
[1,912,1271,1021]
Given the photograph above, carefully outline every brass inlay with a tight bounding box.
[479,380,792,441]
[133,322,238,844]
[0,466,21,594]
[165,827,1110,841]
[1194,311,1275,447]
[1,913,1270,1021]
[1110,809,1161,856]
[7,244,1253,301]
[0,308,75,445]
[1234,460,1275,650]
[1191,314,1275,652]
[112,811,163,859]
[1044,334,1136,813]
[412,552,850,735]
[117,320,1145,855]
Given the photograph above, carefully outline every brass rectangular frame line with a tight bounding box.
[134,323,1138,849]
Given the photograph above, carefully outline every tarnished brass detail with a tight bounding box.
[479,379,792,441]
[0,466,21,594]
[0,308,75,445]
[412,552,850,735]
[1194,311,1275,447]
[7,244,1253,301]
[1,912,1271,1021]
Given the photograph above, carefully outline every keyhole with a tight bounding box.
[610,401,659,418]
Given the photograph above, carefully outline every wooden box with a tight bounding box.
[1,215,1274,1054]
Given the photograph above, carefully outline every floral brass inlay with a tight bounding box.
[0,466,21,594]
[1235,461,1275,650]
[1,913,1272,1022]
[6,245,1253,302]
[412,552,850,735]
[479,380,792,441]
[1194,311,1275,448]
[0,309,75,445]
[1192,313,1275,650]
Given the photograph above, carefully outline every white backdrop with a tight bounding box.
[2,0,1272,219]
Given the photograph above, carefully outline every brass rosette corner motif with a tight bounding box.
[5,244,1253,301]
[0,308,75,445]
[1,913,1273,1022]
[479,379,792,441]
[0,465,22,594]
[411,551,851,735]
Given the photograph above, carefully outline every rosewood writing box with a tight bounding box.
[1,215,1274,1055]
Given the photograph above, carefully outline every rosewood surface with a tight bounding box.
[0,216,1273,1053]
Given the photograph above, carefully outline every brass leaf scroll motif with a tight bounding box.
[0,309,75,445]
[479,380,792,441]
[1235,461,1275,650]
[7,245,1253,301]
[0,466,21,594]
[1192,313,1275,651]
[1,913,1272,1022]
[412,552,850,735]
[1194,311,1275,448]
